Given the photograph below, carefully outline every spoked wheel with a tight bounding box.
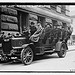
[57,43,67,58]
[21,46,34,65]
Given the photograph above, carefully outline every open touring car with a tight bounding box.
[0,26,72,65]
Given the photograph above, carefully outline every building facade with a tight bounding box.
[70,16,75,43]
[0,5,71,36]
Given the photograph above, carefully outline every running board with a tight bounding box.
[36,49,55,55]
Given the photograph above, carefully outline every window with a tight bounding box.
[1,15,18,31]
[57,5,61,13]
[61,5,66,14]
[66,6,70,16]
[50,5,57,10]
[44,5,51,9]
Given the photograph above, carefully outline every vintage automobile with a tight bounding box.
[0,26,72,65]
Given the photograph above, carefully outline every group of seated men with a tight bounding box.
[0,22,72,44]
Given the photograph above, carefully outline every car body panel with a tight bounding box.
[0,27,71,56]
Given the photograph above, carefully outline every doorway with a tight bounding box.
[18,11,29,33]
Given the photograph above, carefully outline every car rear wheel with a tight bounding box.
[21,46,34,65]
[57,43,67,58]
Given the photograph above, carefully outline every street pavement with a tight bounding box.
[0,45,75,72]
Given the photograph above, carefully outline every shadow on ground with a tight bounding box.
[0,54,59,65]
[67,49,75,52]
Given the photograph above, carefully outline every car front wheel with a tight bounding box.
[21,46,34,65]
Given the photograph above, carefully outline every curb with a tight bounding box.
[68,45,75,51]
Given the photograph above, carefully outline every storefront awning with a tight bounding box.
[15,6,71,24]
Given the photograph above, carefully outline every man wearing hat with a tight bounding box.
[30,22,44,42]
[30,22,37,35]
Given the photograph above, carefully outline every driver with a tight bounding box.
[30,22,37,35]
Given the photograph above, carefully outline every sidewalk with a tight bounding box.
[68,44,75,51]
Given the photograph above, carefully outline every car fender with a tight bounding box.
[55,41,62,51]
[22,43,34,49]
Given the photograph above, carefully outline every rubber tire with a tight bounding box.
[57,43,67,58]
[21,46,34,65]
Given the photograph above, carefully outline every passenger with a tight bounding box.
[16,33,19,37]
[30,22,44,42]
[36,22,43,30]
[45,24,50,32]
[65,26,72,43]
[30,22,37,35]
[8,33,12,38]
[22,27,30,38]
[43,24,51,44]
[34,22,44,36]
[61,26,67,41]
